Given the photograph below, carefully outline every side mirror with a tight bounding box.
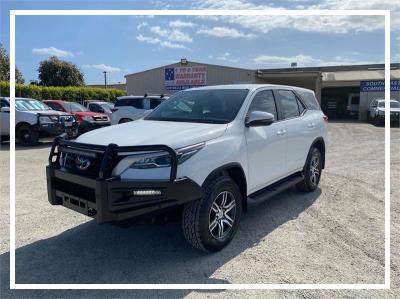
[245,111,275,127]
[1,107,10,113]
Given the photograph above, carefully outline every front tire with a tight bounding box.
[16,125,38,146]
[182,175,242,252]
[297,147,322,192]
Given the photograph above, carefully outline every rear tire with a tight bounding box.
[16,124,38,146]
[373,115,380,126]
[182,175,242,252]
[119,118,133,124]
[297,147,322,192]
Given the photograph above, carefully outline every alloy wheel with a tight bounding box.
[208,191,236,240]
[309,153,321,187]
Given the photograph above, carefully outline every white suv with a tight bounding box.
[367,98,400,125]
[46,84,328,252]
[111,95,167,125]
[1,97,78,145]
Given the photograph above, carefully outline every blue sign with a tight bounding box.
[360,80,400,92]
[164,66,207,91]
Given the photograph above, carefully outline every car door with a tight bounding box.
[245,89,287,192]
[0,99,10,135]
[276,89,317,174]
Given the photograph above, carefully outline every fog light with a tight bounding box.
[132,189,162,196]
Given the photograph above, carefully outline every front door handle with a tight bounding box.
[307,123,315,128]
[277,129,287,136]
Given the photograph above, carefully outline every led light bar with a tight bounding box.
[132,189,162,196]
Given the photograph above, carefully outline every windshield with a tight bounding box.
[64,102,89,112]
[378,101,400,108]
[145,89,249,124]
[15,99,52,111]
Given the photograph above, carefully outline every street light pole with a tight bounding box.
[103,71,107,89]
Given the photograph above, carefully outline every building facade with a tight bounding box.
[125,61,400,121]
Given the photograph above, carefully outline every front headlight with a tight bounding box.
[82,116,94,122]
[39,115,58,124]
[128,142,205,169]
[112,142,205,176]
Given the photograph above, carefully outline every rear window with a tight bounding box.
[115,98,144,109]
[296,90,321,110]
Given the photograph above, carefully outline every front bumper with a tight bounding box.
[46,138,204,223]
[36,123,78,139]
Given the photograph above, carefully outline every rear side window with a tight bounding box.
[277,90,300,119]
[115,98,144,109]
[248,90,278,120]
[296,90,321,110]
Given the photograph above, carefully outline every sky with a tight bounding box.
[0,0,399,85]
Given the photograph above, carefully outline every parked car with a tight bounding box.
[83,101,115,118]
[43,100,111,134]
[346,93,360,118]
[111,95,167,125]
[367,98,400,125]
[0,97,78,145]
[46,84,327,252]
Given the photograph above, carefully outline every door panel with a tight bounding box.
[276,89,317,173]
[284,111,317,171]
[245,90,287,193]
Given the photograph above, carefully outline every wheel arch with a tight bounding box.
[310,137,326,169]
[202,162,248,212]
[15,121,34,131]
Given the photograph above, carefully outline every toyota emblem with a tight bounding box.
[75,156,91,170]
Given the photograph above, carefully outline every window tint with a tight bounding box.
[278,90,300,119]
[89,103,102,112]
[297,98,305,115]
[1,99,10,108]
[46,102,63,111]
[296,90,320,110]
[150,98,163,109]
[248,90,277,120]
[115,98,144,109]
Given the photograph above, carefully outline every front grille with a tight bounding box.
[53,177,96,202]
[61,151,103,178]
[92,116,109,122]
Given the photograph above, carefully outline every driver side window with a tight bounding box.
[248,90,277,120]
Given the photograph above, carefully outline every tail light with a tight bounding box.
[323,115,328,124]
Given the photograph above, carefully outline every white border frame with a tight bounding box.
[9,9,391,290]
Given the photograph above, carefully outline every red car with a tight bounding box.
[43,100,111,134]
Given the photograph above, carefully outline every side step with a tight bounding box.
[247,172,304,207]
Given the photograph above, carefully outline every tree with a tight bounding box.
[38,56,84,87]
[0,43,24,83]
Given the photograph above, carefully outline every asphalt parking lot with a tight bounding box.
[0,121,399,298]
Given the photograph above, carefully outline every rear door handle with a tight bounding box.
[307,123,315,128]
[277,129,286,136]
